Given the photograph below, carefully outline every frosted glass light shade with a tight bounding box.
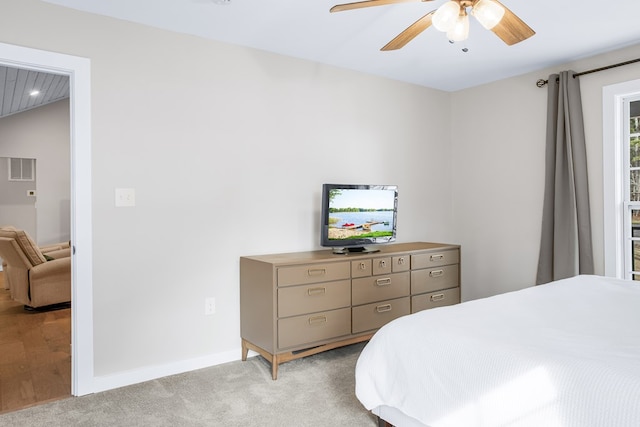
[447,14,469,42]
[472,0,505,30]
[432,1,460,32]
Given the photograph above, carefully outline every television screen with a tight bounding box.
[321,183,397,254]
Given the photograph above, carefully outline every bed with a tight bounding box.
[355,275,640,427]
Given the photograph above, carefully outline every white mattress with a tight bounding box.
[355,275,640,427]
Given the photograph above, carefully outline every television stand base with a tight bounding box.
[332,246,380,255]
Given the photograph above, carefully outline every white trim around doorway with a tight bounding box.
[0,42,94,396]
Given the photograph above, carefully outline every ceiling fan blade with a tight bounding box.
[489,0,535,45]
[330,0,431,13]
[381,11,435,51]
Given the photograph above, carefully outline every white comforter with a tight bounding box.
[355,275,640,427]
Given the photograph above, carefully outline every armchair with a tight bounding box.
[0,226,71,309]
[1,226,70,290]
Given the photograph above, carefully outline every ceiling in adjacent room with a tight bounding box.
[0,66,69,119]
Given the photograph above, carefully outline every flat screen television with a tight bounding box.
[321,183,398,254]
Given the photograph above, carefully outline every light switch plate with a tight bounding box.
[115,188,135,207]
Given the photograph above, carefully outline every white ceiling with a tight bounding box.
[42,0,640,92]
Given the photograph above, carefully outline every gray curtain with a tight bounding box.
[536,71,594,285]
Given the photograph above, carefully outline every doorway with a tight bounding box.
[0,103,69,411]
[0,42,93,397]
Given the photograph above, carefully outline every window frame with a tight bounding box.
[603,78,640,279]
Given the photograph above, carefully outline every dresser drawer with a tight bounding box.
[371,257,392,275]
[278,307,351,349]
[392,255,410,272]
[412,287,460,313]
[352,297,410,334]
[411,249,459,269]
[411,264,459,294]
[277,262,350,287]
[351,259,372,278]
[352,271,410,306]
[278,279,350,318]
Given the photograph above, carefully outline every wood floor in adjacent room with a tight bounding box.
[0,272,71,414]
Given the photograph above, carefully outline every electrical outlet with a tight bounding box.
[205,297,216,315]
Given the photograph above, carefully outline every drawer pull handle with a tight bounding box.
[379,260,386,268]
[376,304,392,313]
[359,262,367,270]
[376,278,392,286]
[397,257,405,265]
[431,293,445,302]
[308,315,327,325]
[429,269,444,278]
[430,254,444,261]
[307,287,326,296]
[307,268,326,277]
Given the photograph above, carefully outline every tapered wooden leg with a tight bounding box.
[241,334,372,380]
[241,339,278,379]
[241,339,249,361]
[271,355,278,380]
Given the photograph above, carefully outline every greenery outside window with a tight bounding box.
[627,103,640,280]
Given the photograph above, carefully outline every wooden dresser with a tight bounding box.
[240,242,460,379]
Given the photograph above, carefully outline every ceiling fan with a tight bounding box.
[330,0,535,51]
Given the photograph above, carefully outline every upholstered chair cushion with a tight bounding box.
[0,226,47,266]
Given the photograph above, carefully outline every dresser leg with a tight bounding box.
[271,355,279,380]
[242,339,279,379]
[241,339,249,361]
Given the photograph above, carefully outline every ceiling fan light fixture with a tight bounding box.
[471,0,505,30]
[447,13,469,42]
[329,0,535,50]
[432,1,460,32]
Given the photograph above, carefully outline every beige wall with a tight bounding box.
[0,99,70,245]
[0,157,37,238]
[2,0,638,390]
[451,43,640,300]
[0,0,453,381]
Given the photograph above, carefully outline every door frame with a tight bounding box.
[0,42,94,395]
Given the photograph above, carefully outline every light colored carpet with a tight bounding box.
[0,342,378,426]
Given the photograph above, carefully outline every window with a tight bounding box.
[8,157,35,181]
[626,101,640,280]
[603,79,640,280]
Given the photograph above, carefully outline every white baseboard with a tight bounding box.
[92,347,253,394]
